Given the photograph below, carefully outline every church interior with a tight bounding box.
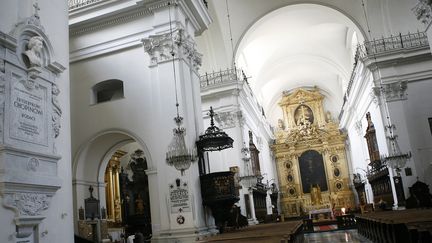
[1,0,432,242]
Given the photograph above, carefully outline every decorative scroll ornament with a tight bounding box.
[214,110,238,129]
[141,28,202,70]
[4,192,50,216]
[27,157,40,171]
[381,81,408,102]
[413,0,432,25]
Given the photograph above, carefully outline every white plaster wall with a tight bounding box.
[0,0,73,242]
[404,80,432,186]
[393,80,432,189]
[70,6,209,238]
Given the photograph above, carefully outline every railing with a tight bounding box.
[359,31,429,58]
[339,32,429,121]
[68,0,108,10]
[200,68,244,89]
[69,0,208,10]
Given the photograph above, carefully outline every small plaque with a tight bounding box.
[10,79,48,146]
[405,167,412,176]
[169,178,191,213]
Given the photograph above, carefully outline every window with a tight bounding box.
[91,79,124,104]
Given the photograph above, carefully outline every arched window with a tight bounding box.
[91,79,124,104]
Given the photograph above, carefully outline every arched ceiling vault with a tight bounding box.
[232,3,366,124]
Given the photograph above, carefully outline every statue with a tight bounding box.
[23,36,44,67]
[114,198,121,222]
[325,111,333,123]
[135,194,145,215]
[310,184,323,205]
[277,119,285,130]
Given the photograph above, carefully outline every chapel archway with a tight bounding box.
[72,130,154,241]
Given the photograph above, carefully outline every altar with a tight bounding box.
[309,207,333,220]
[271,88,355,219]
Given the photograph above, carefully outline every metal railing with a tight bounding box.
[359,31,429,57]
[200,68,272,131]
[69,0,209,10]
[339,31,430,121]
[68,0,108,10]
[200,68,244,89]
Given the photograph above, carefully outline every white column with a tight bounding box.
[248,189,258,225]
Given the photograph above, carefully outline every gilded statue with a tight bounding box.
[310,184,323,205]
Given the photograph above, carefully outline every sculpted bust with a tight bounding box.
[23,36,44,67]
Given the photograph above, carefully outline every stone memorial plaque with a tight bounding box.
[10,78,48,146]
[169,178,191,213]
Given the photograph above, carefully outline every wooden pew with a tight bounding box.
[356,209,432,243]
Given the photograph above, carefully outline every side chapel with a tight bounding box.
[272,88,354,218]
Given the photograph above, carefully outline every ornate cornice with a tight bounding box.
[279,87,324,106]
[141,28,202,71]
[70,7,151,36]
[412,0,432,26]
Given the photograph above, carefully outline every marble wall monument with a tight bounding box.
[0,6,65,242]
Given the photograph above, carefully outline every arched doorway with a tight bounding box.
[72,130,154,241]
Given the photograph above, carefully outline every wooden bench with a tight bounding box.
[356,209,432,243]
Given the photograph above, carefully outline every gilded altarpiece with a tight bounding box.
[272,88,354,218]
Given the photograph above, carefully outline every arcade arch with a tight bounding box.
[72,130,156,236]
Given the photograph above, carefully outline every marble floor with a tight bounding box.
[303,229,372,243]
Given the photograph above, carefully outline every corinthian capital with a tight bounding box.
[142,28,202,70]
[413,0,432,25]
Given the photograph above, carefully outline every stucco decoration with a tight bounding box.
[142,28,202,71]
[3,192,50,216]
[381,81,408,102]
[413,0,432,25]
[1,8,65,154]
[0,4,64,240]
[214,110,242,129]
[354,120,363,136]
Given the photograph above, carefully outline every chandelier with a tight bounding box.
[381,124,411,175]
[165,2,196,175]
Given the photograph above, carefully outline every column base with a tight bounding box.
[153,226,215,243]
[248,218,259,225]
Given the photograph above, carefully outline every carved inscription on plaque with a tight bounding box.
[10,79,48,146]
[169,179,191,213]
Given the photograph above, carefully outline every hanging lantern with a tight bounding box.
[166,115,196,175]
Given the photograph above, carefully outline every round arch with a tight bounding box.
[233,1,368,58]
[72,128,154,180]
[232,2,367,126]
[71,128,156,227]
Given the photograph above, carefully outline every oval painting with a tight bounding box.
[334,168,341,177]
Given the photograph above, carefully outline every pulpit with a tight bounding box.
[200,171,239,232]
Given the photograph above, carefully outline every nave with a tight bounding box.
[304,230,371,243]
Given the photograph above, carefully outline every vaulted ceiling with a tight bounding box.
[202,2,366,124]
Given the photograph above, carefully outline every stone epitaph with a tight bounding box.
[0,9,65,243]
